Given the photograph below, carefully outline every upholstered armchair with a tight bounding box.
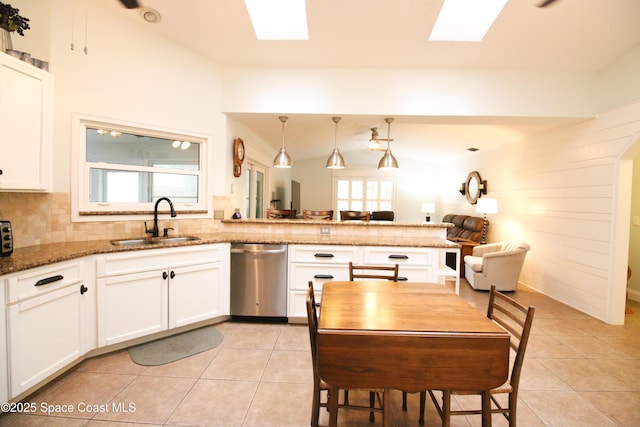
[464,241,530,291]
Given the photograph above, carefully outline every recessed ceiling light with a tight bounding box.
[244,0,308,40]
[139,7,161,24]
[429,0,507,42]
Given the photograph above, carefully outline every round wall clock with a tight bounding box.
[233,138,245,177]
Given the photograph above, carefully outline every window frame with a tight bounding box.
[71,114,209,222]
[332,169,397,213]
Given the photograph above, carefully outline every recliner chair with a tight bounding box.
[464,241,530,291]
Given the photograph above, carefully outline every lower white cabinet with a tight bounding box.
[96,244,229,346]
[0,273,6,404]
[4,260,90,398]
[287,244,459,320]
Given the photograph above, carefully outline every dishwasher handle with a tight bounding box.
[231,246,287,255]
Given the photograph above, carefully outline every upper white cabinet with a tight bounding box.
[0,52,52,192]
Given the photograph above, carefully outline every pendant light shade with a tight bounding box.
[378,117,399,170]
[326,117,346,169]
[273,116,292,168]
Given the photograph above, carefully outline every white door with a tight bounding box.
[245,162,267,219]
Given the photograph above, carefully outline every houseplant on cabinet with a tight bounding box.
[0,2,30,53]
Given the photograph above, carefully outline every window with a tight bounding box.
[334,173,396,212]
[72,115,208,220]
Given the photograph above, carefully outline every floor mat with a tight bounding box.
[128,326,223,366]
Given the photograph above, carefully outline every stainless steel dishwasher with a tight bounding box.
[230,243,288,321]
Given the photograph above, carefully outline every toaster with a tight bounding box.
[0,220,13,257]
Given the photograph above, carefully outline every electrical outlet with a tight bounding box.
[213,210,224,220]
[320,227,331,235]
[634,216,640,226]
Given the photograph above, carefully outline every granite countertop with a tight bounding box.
[0,232,459,276]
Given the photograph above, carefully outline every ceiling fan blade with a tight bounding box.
[537,0,560,7]
[118,0,140,9]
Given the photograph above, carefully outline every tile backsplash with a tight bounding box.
[0,192,223,248]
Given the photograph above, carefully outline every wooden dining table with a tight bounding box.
[317,281,510,427]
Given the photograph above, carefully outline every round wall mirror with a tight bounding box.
[465,171,483,205]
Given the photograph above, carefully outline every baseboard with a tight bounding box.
[628,288,640,303]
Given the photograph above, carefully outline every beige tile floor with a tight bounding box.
[1,280,639,426]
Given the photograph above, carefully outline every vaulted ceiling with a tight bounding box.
[108,0,640,162]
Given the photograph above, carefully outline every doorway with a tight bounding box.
[244,161,267,219]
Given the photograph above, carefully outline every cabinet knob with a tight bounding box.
[80,284,88,295]
[170,270,175,279]
[162,271,168,280]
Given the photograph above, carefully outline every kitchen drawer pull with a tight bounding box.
[34,275,64,287]
[314,274,334,279]
[314,253,335,258]
[388,254,409,259]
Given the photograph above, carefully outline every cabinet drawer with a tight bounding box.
[7,261,83,304]
[363,247,434,267]
[289,263,351,291]
[97,244,227,277]
[289,245,359,264]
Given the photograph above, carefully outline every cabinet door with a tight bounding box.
[0,53,52,191]
[8,284,83,396]
[97,269,168,346]
[0,276,6,404]
[169,262,223,328]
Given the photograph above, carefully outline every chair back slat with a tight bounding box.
[340,210,371,221]
[267,209,296,219]
[487,285,535,390]
[304,210,334,220]
[306,282,319,368]
[349,262,399,281]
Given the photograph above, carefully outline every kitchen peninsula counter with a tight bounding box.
[0,220,457,275]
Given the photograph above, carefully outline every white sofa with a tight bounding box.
[464,241,530,291]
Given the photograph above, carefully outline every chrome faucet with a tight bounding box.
[145,197,177,238]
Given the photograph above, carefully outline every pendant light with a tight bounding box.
[273,115,293,168]
[378,117,399,170]
[325,117,346,169]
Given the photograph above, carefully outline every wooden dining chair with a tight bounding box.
[348,262,399,281]
[306,282,384,426]
[266,209,296,219]
[345,262,400,409]
[424,285,535,427]
[303,210,334,220]
[370,210,395,221]
[340,210,371,221]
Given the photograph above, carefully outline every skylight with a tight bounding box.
[244,0,309,40]
[429,0,508,42]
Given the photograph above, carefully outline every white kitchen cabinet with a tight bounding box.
[96,244,229,346]
[362,246,435,282]
[287,245,359,320]
[287,244,460,321]
[0,272,6,405]
[0,52,52,192]
[4,261,89,398]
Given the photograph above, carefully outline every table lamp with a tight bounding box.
[421,202,435,222]
[475,198,498,244]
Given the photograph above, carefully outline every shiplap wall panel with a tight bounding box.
[471,103,640,321]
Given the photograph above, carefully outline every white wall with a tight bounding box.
[12,0,227,196]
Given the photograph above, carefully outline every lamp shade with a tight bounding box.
[273,116,292,168]
[378,148,399,169]
[476,197,498,214]
[421,202,435,213]
[326,147,346,169]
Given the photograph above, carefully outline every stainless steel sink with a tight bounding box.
[160,236,201,243]
[110,238,161,246]
[110,236,200,246]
